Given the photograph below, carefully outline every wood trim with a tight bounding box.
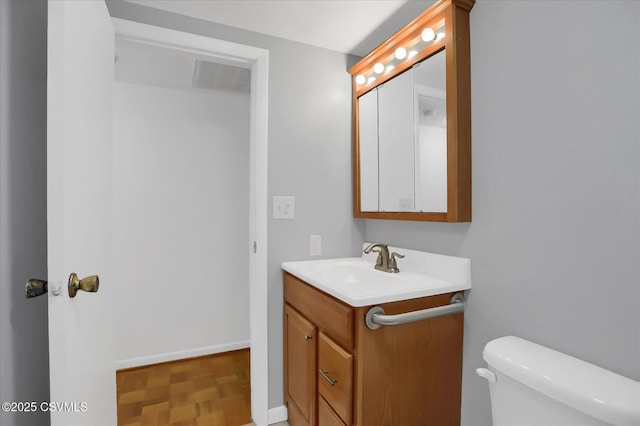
[348,0,450,76]
[354,210,448,222]
[352,24,446,99]
[353,93,362,216]
[449,1,472,222]
[348,0,474,77]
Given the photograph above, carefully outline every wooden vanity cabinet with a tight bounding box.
[283,271,464,426]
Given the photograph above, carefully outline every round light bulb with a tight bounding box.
[355,74,366,85]
[395,47,407,60]
[421,28,436,42]
[373,62,385,74]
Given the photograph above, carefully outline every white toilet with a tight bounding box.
[476,336,640,426]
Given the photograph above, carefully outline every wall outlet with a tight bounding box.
[273,196,295,219]
[310,234,322,256]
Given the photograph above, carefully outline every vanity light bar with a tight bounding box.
[354,24,445,87]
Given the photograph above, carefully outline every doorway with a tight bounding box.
[111,18,270,425]
[113,38,251,368]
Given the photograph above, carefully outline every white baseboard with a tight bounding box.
[115,340,250,370]
[268,405,287,424]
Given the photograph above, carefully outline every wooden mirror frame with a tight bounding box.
[349,0,474,222]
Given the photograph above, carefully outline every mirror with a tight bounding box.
[349,0,474,222]
[359,50,447,213]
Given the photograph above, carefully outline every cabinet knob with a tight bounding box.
[304,335,313,341]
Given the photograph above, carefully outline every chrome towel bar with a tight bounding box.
[365,293,465,330]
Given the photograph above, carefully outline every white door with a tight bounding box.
[47,1,116,425]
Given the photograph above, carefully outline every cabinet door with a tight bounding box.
[285,305,317,426]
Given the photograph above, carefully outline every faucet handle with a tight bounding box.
[371,247,383,267]
[363,243,385,267]
[389,252,405,272]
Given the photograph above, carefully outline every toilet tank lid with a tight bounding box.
[483,336,640,426]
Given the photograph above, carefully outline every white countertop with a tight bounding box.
[281,244,471,307]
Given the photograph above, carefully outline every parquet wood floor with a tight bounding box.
[117,349,251,426]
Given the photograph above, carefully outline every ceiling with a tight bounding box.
[122,0,436,57]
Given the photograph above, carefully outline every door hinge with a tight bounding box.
[253,241,257,253]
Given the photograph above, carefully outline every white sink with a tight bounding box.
[281,243,471,307]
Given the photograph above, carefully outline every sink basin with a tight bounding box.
[316,259,386,284]
[281,244,471,307]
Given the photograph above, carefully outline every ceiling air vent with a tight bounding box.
[192,60,251,94]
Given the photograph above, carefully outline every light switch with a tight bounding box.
[273,196,295,219]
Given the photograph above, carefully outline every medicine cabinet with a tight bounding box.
[349,0,474,222]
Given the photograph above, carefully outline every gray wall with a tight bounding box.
[108,1,640,421]
[0,1,50,425]
[365,1,640,425]
[106,1,366,409]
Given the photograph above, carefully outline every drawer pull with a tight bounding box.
[319,369,338,386]
[304,335,313,341]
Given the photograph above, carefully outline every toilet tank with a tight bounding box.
[477,336,640,426]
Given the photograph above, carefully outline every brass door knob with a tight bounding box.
[68,273,99,298]
[25,279,48,298]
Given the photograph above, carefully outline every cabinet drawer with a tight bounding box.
[284,272,354,350]
[318,332,353,425]
[318,396,347,426]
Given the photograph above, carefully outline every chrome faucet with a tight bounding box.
[363,243,405,273]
